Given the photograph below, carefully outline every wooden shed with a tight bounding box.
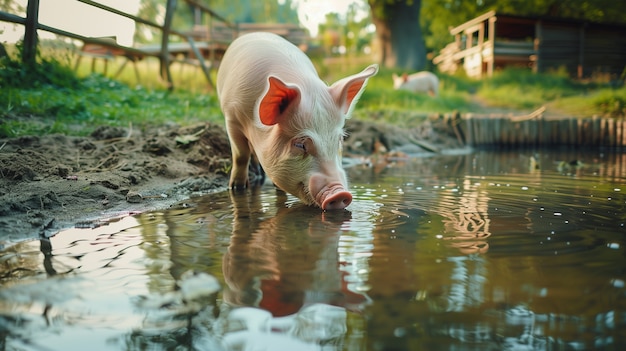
[433,10,626,79]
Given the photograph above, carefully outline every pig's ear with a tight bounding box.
[258,76,301,126]
[330,64,378,117]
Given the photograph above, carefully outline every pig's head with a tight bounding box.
[254,64,378,210]
[391,73,409,90]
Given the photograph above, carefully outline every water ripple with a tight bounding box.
[1,150,625,350]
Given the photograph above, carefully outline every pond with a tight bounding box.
[1,149,625,350]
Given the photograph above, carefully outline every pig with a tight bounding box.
[217,32,378,210]
[392,71,439,96]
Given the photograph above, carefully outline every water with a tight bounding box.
[1,150,625,350]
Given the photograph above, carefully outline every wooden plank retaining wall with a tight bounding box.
[459,115,626,148]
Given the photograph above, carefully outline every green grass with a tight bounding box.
[475,67,626,117]
[552,87,626,118]
[351,67,479,125]
[1,79,221,136]
[1,42,624,138]
[476,67,580,110]
[0,44,222,137]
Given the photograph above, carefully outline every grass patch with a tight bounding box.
[1,42,624,138]
[354,67,477,125]
[0,43,222,138]
[1,78,222,137]
[474,67,626,116]
[552,87,626,118]
[477,68,580,108]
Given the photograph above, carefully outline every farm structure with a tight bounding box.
[433,10,626,79]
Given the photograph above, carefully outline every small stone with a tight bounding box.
[126,191,143,203]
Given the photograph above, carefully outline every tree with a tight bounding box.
[135,0,300,44]
[317,3,373,57]
[368,0,427,71]
[200,0,299,24]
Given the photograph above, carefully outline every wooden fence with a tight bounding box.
[0,0,236,90]
[452,113,626,148]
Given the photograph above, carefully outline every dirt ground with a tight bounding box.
[0,116,464,248]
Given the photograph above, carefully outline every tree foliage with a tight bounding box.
[133,0,299,43]
[0,0,22,12]
[134,0,300,44]
[318,3,374,56]
[201,0,300,24]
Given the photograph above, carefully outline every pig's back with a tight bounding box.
[409,71,437,80]
[217,32,317,108]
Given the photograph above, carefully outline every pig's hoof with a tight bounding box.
[321,190,352,210]
[248,172,266,187]
[230,186,247,194]
[230,180,249,190]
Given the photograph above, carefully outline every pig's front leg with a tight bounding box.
[247,151,265,185]
[226,122,252,189]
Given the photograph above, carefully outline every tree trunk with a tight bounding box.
[369,0,426,71]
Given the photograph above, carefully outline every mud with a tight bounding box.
[0,117,462,248]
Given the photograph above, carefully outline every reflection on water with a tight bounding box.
[1,150,625,350]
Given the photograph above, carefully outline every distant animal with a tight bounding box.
[392,71,439,96]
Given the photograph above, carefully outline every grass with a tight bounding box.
[346,66,481,125]
[0,43,222,137]
[1,41,624,138]
[478,67,579,108]
[475,67,626,117]
[552,87,626,118]
[1,78,221,136]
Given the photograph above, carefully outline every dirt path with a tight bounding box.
[0,118,463,248]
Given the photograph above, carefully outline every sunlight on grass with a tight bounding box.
[1,43,223,137]
[477,68,580,109]
[93,57,217,93]
[473,67,626,117]
[357,68,475,117]
[552,87,626,117]
[1,42,624,138]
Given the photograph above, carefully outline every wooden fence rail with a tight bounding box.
[0,0,236,90]
[459,115,626,149]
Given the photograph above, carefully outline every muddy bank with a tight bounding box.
[0,117,463,248]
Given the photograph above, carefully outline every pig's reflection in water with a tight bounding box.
[220,186,367,349]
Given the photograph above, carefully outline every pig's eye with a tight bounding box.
[294,141,306,152]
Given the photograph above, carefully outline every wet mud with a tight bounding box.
[0,117,462,246]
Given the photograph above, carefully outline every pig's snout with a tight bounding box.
[322,188,352,210]
[310,175,352,210]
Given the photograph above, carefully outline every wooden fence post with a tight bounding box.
[23,0,40,66]
[160,0,177,90]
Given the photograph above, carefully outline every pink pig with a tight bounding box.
[217,32,378,210]
[392,71,439,97]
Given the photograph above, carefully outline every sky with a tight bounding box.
[295,0,365,37]
[0,0,363,45]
